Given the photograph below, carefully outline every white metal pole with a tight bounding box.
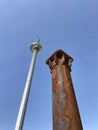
[15,39,42,130]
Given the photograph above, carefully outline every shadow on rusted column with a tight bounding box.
[46,49,83,130]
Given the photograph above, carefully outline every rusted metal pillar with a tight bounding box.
[46,49,83,130]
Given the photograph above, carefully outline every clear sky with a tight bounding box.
[0,0,97,130]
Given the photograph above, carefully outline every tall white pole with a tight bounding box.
[15,39,42,130]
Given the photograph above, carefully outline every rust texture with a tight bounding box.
[46,49,83,130]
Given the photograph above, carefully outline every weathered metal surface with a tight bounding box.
[46,49,83,130]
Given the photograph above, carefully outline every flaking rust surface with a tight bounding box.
[53,66,70,130]
[46,49,83,130]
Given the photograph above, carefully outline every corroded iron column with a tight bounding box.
[46,49,83,130]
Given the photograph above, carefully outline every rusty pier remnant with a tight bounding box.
[46,49,83,130]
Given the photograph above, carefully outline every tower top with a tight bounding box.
[30,39,42,53]
[46,49,73,71]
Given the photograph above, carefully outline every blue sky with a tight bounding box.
[0,0,98,130]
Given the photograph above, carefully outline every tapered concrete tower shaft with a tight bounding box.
[46,49,83,130]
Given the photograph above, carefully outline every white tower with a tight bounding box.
[15,39,42,130]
